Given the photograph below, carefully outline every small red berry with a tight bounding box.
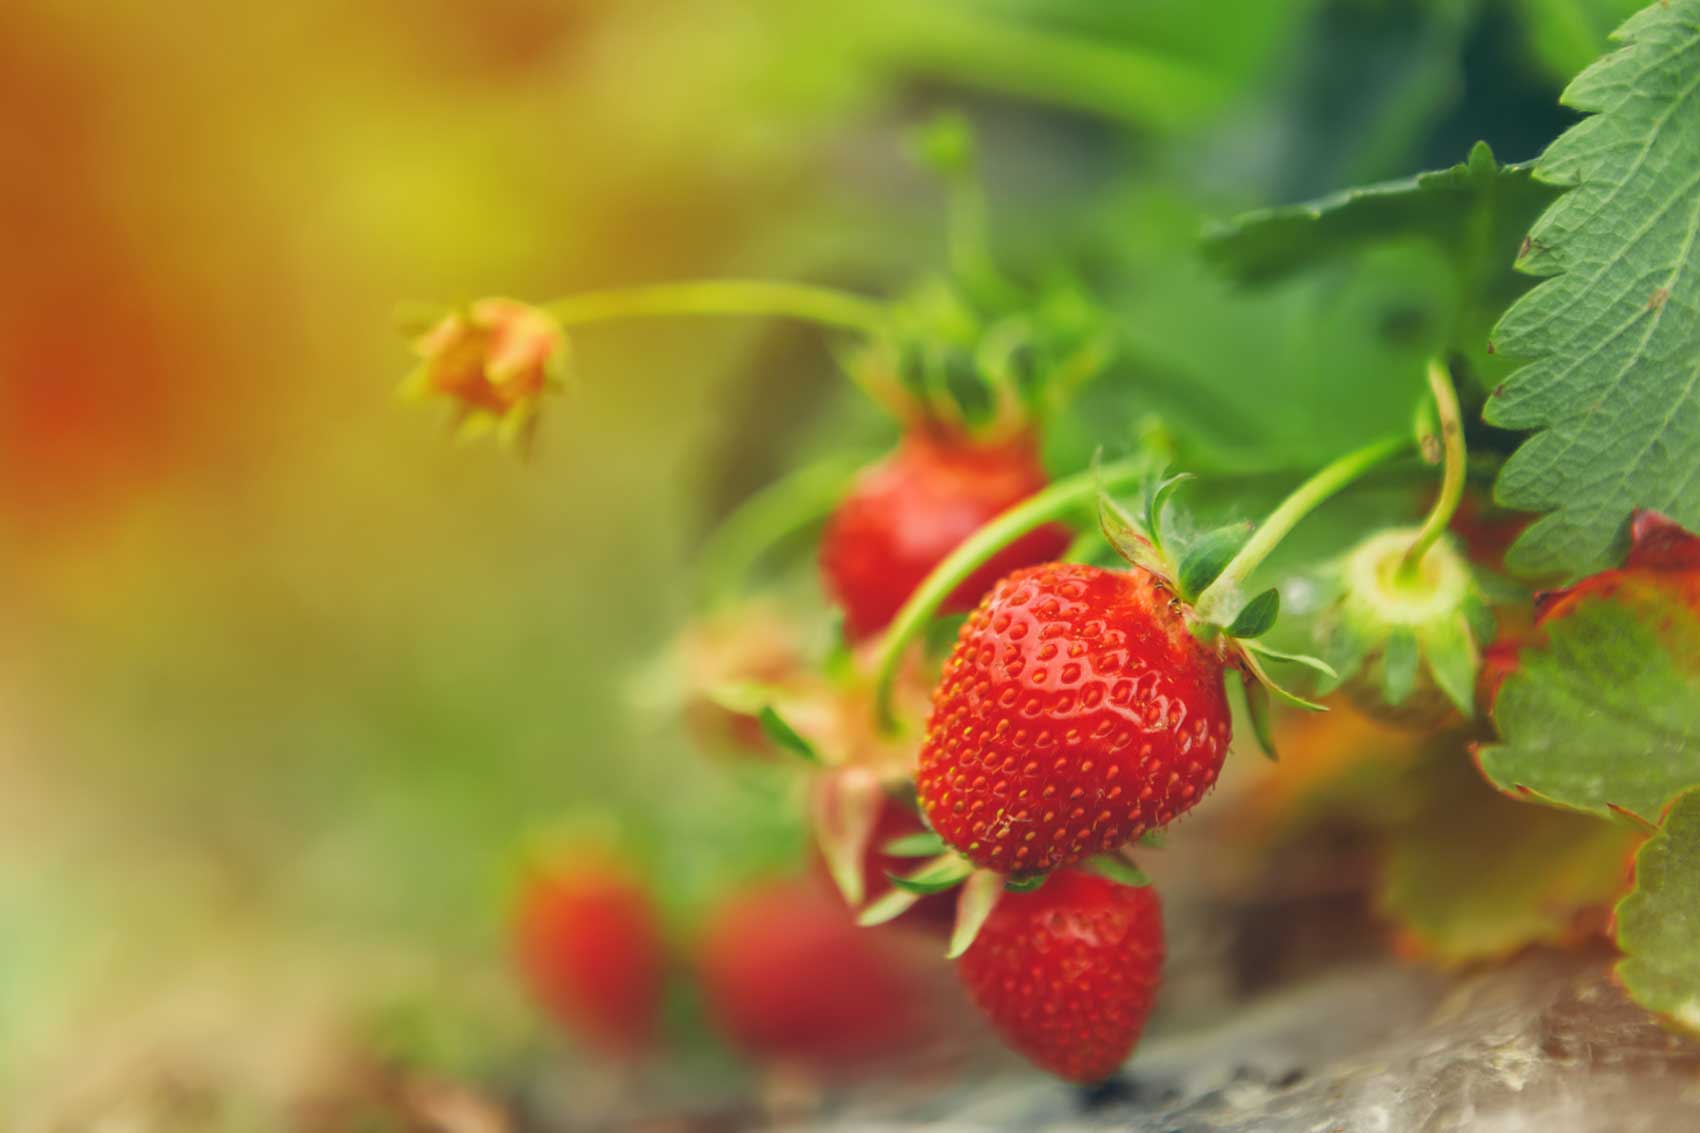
[820,431,1071,642]
[957,870,1163,1083]
[917,562,1232,874]
[512,859,665,1058]
[697,879,933,1072]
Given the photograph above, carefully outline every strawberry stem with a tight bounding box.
[1190,435,1411,628]
[546,279,890,337]
[870,456,1149,731]
[1398,358,1466,581]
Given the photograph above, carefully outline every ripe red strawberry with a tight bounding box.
[697,878,934,1072]
[820,431,1071,641]
[957,870,1163,1083]
[917,562,1232,874]
[512,858,666,1058]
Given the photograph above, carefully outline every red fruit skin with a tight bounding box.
[917,562,1232,874]
[514,865,666,1058]
[957,871,1163,1083]
[820,432,1072,642]
[698,880,930,1072]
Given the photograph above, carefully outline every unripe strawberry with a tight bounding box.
[916,562,1232,875]
[1317,527,1495,728]
[956,870,1163,1083]
[512,857,665,1058]
[820,431,1071,641]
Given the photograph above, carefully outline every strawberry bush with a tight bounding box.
[396,0,1700,1098]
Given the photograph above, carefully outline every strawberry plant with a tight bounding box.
[392,0,1700,1097]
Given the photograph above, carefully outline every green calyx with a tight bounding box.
[1321,526,1491,719]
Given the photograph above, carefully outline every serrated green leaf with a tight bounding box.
[1485,3,1700,577]
[1178,523,1253,601]
[757,705,822,764]
[1616,787,1700,1035]
[1417,612,1479,717]
[1382,752,1637,965]
[1479,591,1700,823]
[1227,587,1280,639]
[882,831,948,858]
[1203,142,1562,369]
[1381,629,1420,707]
[1082,853,1151,888]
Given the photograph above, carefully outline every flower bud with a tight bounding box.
[403,298,567,448]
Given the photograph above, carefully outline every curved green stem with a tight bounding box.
[1400,358,1467,579]
[1191,435,1412,627]
[871,457,1148,730]
[545,280,890,337]
[696,455,865,610]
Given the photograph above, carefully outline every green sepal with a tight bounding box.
[1381,629,1420,707]
[1082,853,1151,888]
[857,888,921,928]
[1094,453,1169,575]
[1243,671,1279,761]
[1226,587,1280,639]
[1004,873,1050,893]
[1418,612,1479,717]
[882,831,949,858]
[756,705,822,764]
[1239,642,1329,712]
[1178,523,1253,602]
[1138,831,1167,849]
[946,870,1006,959]
[1142,470,1194,560]
[886,854,975,895]
[1245,642,1340,683]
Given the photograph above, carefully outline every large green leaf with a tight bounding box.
[1617,787,1700,1034]
[1478,591,1700,823]
[1202,143,1562,388]
[1382,752,1635,965]
[1486,2,1700,577]
[1203,143,1556,297]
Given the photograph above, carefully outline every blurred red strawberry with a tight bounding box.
[513,856,666,1059]
[697,878,937,1074]
[820,431,1070,642]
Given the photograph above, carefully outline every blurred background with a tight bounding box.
[0,0,1638,1127]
